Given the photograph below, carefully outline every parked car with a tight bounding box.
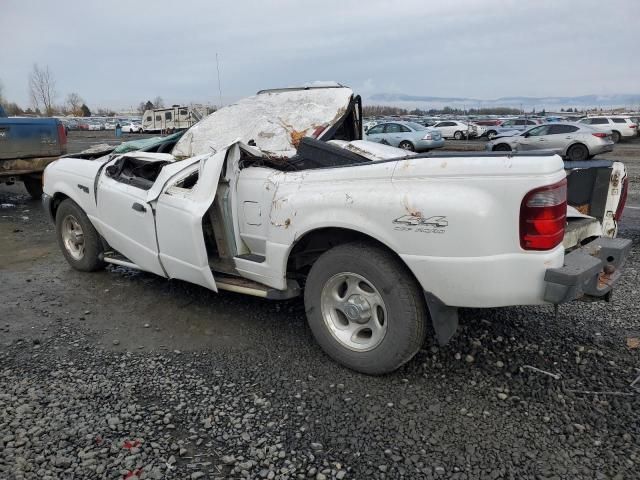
[486,118,540,139]
[577,117,637,143]
[432,120,476,139]
[76,121,90,131]
[121,122,143,133]
[470,122,488,137]
[65,119,80,131]
[87,121,104,131]
[365,121,444,151]
[486,123,614,161]
[363,120,379,132]
[42,85,630,375]
[630,116,640,136]
[474,119,502,127]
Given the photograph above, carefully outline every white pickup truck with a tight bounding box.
[42,85,631,374]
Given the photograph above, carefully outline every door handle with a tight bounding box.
[132,202,146,213]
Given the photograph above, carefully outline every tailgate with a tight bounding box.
[0,119,62,160]
[564,159,627,238]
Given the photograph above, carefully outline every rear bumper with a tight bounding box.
[415,138,445,151]
[590,143,614,155]
[544,237,632,303]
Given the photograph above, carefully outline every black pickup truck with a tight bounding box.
[0,105,67,199]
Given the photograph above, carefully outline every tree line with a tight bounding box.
[362,105,603,117]
[0,64,165,117]
[363,105,527,116]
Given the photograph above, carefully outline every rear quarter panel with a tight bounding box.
[267,153,566,307]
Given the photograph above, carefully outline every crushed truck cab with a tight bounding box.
[42,84,631,374]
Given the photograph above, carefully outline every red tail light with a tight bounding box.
[520,179,567,251]
[57,122,68,154]
[629,124,637,129]
[592,132,608,138]
[614,175,629,222]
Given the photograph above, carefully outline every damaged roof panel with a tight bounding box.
[172,86,354,159]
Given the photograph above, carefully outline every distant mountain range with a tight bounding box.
[367,93,640,110]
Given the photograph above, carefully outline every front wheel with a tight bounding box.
[453,131,463,140]
[304,242,427,375]
[611,131,621,143]
[55,199,105,272]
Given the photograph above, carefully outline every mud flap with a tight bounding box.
[424,292,459,345]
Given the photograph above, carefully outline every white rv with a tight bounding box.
[142,106,200,133]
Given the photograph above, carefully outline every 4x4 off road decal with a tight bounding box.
[393,214,448,234]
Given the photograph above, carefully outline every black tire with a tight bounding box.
[55,199,105,272]
[304,242,427,375]
[487,130,497,140]
[453,131,463,140]
[23,176,43,200]
[493,143,512,152]
[398,140,415,151]
[566,143,589,161]
[611,131,621,143]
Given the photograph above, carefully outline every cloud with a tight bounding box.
[1,0,638,109]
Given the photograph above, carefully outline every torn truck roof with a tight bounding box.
[172,86,354,159]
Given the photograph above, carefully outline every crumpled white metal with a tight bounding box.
[172,87,353,159]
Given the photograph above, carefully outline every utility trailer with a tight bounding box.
[141,105,214,133]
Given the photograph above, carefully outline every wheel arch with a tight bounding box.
[492,142,512,151]
[49,192,71,219]
[285,226,419,285]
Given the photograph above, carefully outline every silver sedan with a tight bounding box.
[485,123,614,161]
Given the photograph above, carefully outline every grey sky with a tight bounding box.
[1,0,639,110]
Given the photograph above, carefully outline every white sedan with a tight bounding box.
[121,122,143,133]
[432,120,476,139]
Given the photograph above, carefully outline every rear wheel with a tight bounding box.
[494,143,512,152]
[566,143,589,161]
[304,242,426,375]
[398,140,415,151]
[23,176,43,200]
[453,131,463,140]
[55,199,105,272]
[611,131,621,143]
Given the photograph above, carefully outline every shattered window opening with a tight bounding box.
[172,171,199,190]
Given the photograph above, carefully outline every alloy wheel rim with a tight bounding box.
[320,272,388,352]
[61,215,85,260]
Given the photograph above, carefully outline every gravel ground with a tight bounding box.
[0,132,639,479]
